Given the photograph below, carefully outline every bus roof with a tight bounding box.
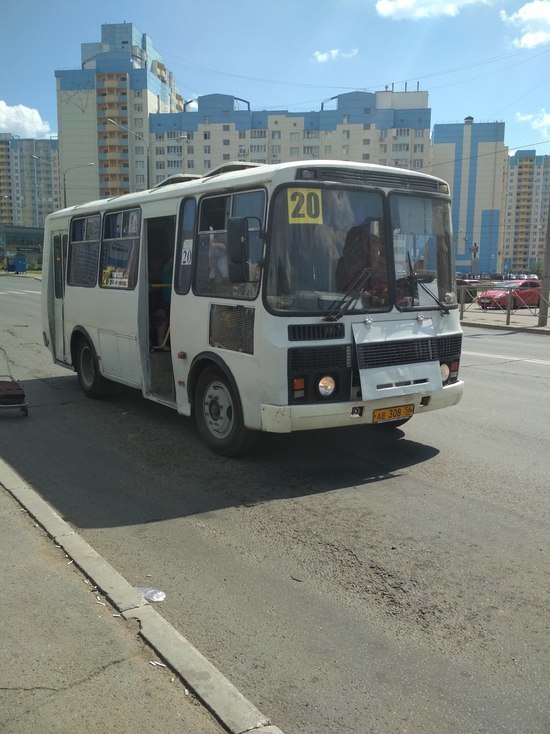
[45,159,449,224]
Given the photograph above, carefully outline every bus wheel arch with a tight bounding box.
[72,329,110,399]
[190,356,257,457]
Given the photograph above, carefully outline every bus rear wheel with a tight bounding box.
[75,337,110,399]
[194,366,257,457]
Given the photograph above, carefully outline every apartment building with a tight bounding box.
[432,117,508,275]
[150,89,432,183]
[0,134,60,227]
[55,22,183,202]
[502,150,550,274]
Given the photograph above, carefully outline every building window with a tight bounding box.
[204,145,211,154]
[203,131,211,140]
[134,118,143,128]
[155,147,165,155]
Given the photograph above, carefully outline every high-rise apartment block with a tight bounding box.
[503,150,550,274]
[55,22,183,202]
[0,134,60,226]
[432,117,508,275]
[149,89,431,184]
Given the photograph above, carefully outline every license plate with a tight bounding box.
[372,404,415,423]
[480,298,490,303]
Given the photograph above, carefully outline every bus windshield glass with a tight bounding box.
[266,185,454,315]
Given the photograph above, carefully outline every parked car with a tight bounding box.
[476,279,541,310]
[456,278,478,303]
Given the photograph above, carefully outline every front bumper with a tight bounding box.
[260,380,463,433]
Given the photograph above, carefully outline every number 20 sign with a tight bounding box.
[287,188,323,225]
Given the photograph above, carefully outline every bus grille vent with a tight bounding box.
[309,167,441,192]
[356,335,462,369]
[210,305,255,354]
[289,345,352,371]
[288,323,345,341]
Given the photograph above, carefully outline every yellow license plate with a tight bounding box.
[372,404,415,423]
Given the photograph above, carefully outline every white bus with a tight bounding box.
[42,160,463,456]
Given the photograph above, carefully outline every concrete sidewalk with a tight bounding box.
[460,305,550,333]
[0,462,282,734]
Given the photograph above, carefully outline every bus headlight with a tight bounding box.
[318,375,336,397]
[440,363,450,384]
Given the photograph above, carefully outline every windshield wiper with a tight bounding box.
[323,267,376,322]
[407,253,450,315]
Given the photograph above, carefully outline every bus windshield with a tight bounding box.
[266,186,454,315]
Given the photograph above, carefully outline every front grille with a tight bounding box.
[288,323,345,341]
[289,345,352,371]
[356,335,462,369]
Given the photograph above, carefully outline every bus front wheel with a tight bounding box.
[194,367,257,457]
[75,337,110,399]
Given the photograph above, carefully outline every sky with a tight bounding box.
[1,0,549,155]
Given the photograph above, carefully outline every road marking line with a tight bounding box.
[463,350,550,366]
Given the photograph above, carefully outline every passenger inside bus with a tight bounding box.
[335,223,388,307]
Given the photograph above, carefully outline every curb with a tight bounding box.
[0,458,284,734]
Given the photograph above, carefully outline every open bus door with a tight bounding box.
[51,231,68,363]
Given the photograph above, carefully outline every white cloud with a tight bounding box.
[500,0,550,48]
[516,108,550,138]
[312,48,358,63]
[0,101,52,138]
[376,0,487,20]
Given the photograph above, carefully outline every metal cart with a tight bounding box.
[0,347,29,416]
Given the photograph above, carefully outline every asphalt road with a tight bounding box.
[1,276,549,734]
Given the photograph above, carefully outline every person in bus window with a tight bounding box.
[336,224,388,306]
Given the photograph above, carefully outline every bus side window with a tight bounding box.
[175,198,196,295]
[195,195,231,296]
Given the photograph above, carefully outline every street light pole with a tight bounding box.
[107,118,150,189]
[62,163,95,208]
[32,155,94,208]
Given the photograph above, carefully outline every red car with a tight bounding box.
[477,279,541,310]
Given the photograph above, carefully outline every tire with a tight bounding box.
[194,366,257,457]
[75,337,110,399]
